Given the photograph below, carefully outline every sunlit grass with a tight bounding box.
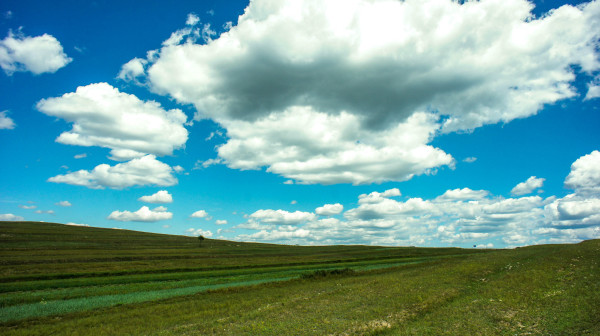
[0,222,597,335]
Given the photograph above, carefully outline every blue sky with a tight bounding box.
[1,0,599,248]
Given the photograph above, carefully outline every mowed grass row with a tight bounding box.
[0,259,439,323]
[0,222,481,278]
[1,239,598,335]
[0,222,486,325]
[0,257,435,307]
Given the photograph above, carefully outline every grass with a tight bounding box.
[0,221,598,335]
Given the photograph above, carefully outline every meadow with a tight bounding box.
[0,221,598,335]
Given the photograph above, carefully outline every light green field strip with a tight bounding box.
[0,256,437,293]
[0,258,431,307]
[0,259,432,323]
[0,277,294,323]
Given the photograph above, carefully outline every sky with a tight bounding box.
[1,0,599,248]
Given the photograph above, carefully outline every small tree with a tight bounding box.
[198,235,205,247]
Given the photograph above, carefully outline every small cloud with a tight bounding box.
[511,176,545,196]
[138,190,173,204]
[585,82,600,100]
[463,157,477,163]
[215,219,228,225]
[162,224,170,228]
[56,201,72,207]
[186,13,200,26]
[195,158,223,169]
[186,228,213,237]
[191,210,212,220]
[153,206,168,212]
[173,165,184,173]
[0,213,24,221]
[66,222,89,227]
[290,200,297,205]
[35,210,54,214]
[1,29,72,75]
[108,206,173,222]
[315,203,344,216]
[19,205,36,209]
[205,130,223,141]
[284,180,294,185]
[48,155,178,189]
[74,153,87,159]
[4,11,13,19]
[0,111,15,129]
[117,57,148,83]
[206,9,215,16]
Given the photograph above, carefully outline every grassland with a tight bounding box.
[0,221,598,335]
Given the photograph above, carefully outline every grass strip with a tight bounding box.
[0,277,294,323]
[0,259,430,307]
[0,256,439,293]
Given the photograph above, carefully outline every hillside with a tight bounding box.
[0,221,598,335]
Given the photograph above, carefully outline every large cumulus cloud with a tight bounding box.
[123,0,600,184]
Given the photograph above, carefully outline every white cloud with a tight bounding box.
[138,190,173,204]
[48,155,177,189]
[249,209,316,225]
[238,228,310,242]
[564,150,600,196]
[191,210,211,219]
[19,205,36,209]
[436,188,489,201]
[186,13,200,26]
[186,228,213,237]
[555,197,600,222]
[511,176,545,196]
[217,108,453,185]
[117,57,148,82]
[74,153,87,159]
[0,111,15,129]
[585,82,600,100]
[146,0,600,128]
[463,157,477,163]
[234,152,600,247]
[196,158,223,169]
[56,201,72,207]
[37,83,188,161]
[35,210,55,214]
[0,213,24,221]
[0,30,71,75]
[153,206,168,212]
[66,222,89,227]
[108,206,172,222]
[127,0,600,185]
[358,188,401,204]
[215,219,228,225]
[315,203,344,216]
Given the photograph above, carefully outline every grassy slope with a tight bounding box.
[1,222,598,335]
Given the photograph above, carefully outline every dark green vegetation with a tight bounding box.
[1,222,598,335]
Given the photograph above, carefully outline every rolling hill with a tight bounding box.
[0,221,598,335]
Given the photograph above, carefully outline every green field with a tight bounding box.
[0,222,598,335]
